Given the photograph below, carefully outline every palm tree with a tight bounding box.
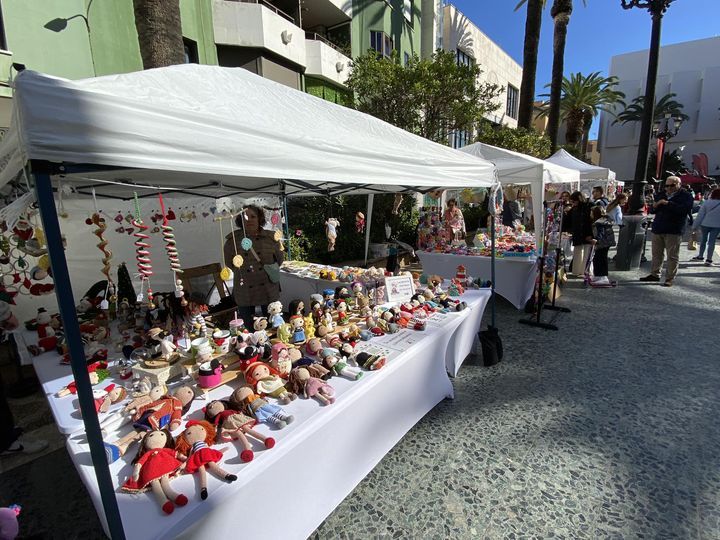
[133,0,185,69]
[613,92,689,125]
[515,0,545,129]
[538,72,625,151]
[546,0,586,153]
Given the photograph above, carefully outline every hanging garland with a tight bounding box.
[158,194,186,305]
[131,192,153,306]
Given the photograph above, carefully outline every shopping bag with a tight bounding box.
[479,326,503,367]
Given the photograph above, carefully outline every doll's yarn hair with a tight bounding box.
[286,368,307,395]
[204,400,233,424]
[288,299,304,316]
[132,428,175,465]
[228,385,254,414]
[175,420,217,456]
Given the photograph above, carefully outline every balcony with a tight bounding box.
[304,33,351,86]
[0,50,13,99]
[213,0,307,68]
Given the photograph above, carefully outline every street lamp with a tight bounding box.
[620,0,676,214]
[652,112,684,185]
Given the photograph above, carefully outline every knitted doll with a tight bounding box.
[175,420,237,501]
[305,337,323,357]
[267,301,284,329]
[121,429,188,515]
[335,300,349,325]
[288,299,305,317]
[351,351,386,371]
[320,348,362,381]
[303,314,315,340]
[270,342,292,377]
[205,400,275,463]
[92,384,128,414]
[287,367,335,405]
[244,361,297,404]
[230,386,295,429]
[325,218,339,252]
[289,315,306,345]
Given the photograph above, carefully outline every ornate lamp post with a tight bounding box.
[621,0,676,213]
[652,112,684,186]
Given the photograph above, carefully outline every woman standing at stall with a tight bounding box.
[224,205,284,329]
[443,198,465,239]
[567,192,593,276]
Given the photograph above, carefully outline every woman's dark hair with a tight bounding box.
[710,188,720,200]
[446,198,457,207]
[235,204,266,228]
[569,191,585,203]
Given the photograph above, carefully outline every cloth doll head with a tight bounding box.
[204,400,234,426]
[271,342,289,362]
[132,429,175,464]
[176,420,216,455]
[244,361,281,386]
[267,301,282,317]
[253,317,268,331]
[172,385,196,414]
[290,315,303,330]
[229,385,255,411]
[286,367,310,394]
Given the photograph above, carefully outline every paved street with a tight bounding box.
[2,243,719,539]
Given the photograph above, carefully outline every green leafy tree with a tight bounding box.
[476,120,552,159]
[537,72,625,153]
[613,93,689,126]
[347,50,501,144]
[647,148,685,182]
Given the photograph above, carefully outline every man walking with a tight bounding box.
[640,176,694,287]
[591,186,609,208]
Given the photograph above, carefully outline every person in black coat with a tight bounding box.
[567,191,593,275]
[640,176,694,286]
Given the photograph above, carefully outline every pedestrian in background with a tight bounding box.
[690,187,720,266]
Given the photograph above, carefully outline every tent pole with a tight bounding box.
[32,162,127,540]
[490,214,496,328]
[364,194,374,267]
[280,181,291,260]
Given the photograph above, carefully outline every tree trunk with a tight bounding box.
[547,0,572,152]
[580,109,593,157]
[565,108,584,147]
[517,0,544,129]
[133,0,185,69]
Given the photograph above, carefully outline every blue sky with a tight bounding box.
[450,0,720,137]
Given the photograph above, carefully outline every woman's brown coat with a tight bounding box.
[224,229,284,307]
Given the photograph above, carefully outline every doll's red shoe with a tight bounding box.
[370,356,386,370]
[264,437,276,449]
[240,449,254,462]
[162,501,175,515]
[174,494,188,506]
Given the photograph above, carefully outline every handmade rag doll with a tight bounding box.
[121,429,188,515]
[205,400,275,463]
[320,348,363,381]
[175,420,237,500]
[325,218,339,251]
[230,386,295,429]
[287,367,335,405]
[244,361,297,404]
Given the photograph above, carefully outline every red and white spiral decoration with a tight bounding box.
[132,215,153,305]
[158,194,186,305]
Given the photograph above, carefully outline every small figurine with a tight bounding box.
[270,342,292,377]
[287,367,335,405]
[322,306,335,332]
[244,361,297,404]
[351,351,386,371]
[334,286,351,301]
[322,288,335,309]
[230,386,295,429]
[320,348,363,381]
[289,315,306,345]
[356,211,365,234]
[92,384,128,414]
[121,429,188,515]
[305,337,323,357]
[175,420,237,500]
[267,301,284,329]
[205,400,275,463]
[288,299,305,317]
[276,322,293,344]
[336,300,349,325]
[303,314,315,339]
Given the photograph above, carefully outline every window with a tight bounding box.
[451,129,470,149]
[370,31,393,58]
[183,38,199,64]
[506,84,519,120]
[403,0,414,27]
[404,52,410,66]
[456,49,474,68]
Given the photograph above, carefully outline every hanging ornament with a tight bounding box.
[229,219,243,268]
[131,193,153,305]
[356,212,365,234]
[325,218,339,252]
[218,216,231,281]
[241,237,253,251]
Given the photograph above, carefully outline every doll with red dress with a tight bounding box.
[121,429,188,515]
[174,420,237,500]
[204,400,275,463]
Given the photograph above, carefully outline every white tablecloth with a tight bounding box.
[441,289,491,377]
[417,251,537,310]
[63,299,487,539]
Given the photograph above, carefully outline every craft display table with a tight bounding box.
[33,290,489,539]
[417,251,537,310]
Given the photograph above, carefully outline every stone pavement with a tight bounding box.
[1,243,719,539]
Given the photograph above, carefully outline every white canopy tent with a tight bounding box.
[458,142,580,246]
[0,64,499,540]
[546,149,617,197]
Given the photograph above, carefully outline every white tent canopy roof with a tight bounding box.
[0,65,496,197]
[545,148,616,181]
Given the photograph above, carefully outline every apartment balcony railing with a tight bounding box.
[227,0,295,24]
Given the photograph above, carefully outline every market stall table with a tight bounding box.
[417,251,536,310]
[61,294,486,540]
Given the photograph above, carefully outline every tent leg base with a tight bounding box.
[544,305,571,313]
[518,318,559,331]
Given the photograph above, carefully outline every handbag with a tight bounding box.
[263,262,280,284]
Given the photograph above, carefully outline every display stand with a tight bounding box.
[519,201,569,331]
[544,201,571,315]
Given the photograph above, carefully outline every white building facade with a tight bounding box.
[442,3,523,147]
[598,36,720,181]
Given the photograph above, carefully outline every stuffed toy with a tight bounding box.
[121,429,188,515]
[322,288,335,309]
[267,301,284,329]
[335,300,349,325]
[287,367,335,405]
[175,420,237,501]
[244,361,296,404]
[325,218,339,252]
[204,400,275,463]
[270,342,292,377]
[305,337,323,357]
[287,299,305,317]
[355,212,365,234]
[230,386,295,429]
[289,315,306,345]
[0,505,20,540]
[303,314,315,339]
[275,322,293,345]
[56,361,109,397]
[103,385,194,463]
[352,351,387,371]
[92,384,128,414]
[320,348,363,381]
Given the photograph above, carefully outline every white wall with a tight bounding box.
[304,39,350,86]
[442,4,523,129]
[598,36,720,180]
